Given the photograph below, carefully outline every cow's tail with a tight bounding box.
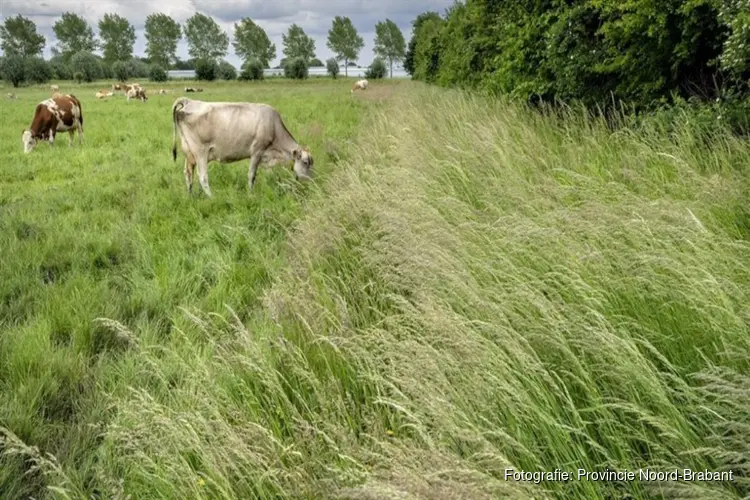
[171,98,187,161]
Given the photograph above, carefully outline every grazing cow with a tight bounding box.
[95,90,109,99]
[158,89,170,94]
[51,84,59,92]
[127,86,147,102]
[112,84,122,91]
[6,93,17,99]
[123,83,141,94]
[184,87,204,93]
[106,91,114,97]
[171,98,314,197]
[22,94,84,153]
[351,79,368,92]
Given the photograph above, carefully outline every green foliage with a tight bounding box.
[49,55,72,80]
[239,58,264,80]
[408,0,750,109]
[184,13,229,61]
[73,71,84,83]
[326,16,364,76]
[284,56,308,79]
[23,56,52,84]
[112,60,130,82]
[145,14,181,68]
[194,58,218,81]
[1,54,25,87]
[309,58,324,67]
[216,60,237,80]
[374,19,406,78]
[53,12,98,60]
[98,14,136,63]
[0,15,45,58]
[149,65,168,82]
[364,57,387,79]
[282,24,316,64]
[232,18,275,68]
[70,51,102,82]
[126,58,150,79]
[326,58,339,78]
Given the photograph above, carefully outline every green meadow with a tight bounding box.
[1,79,748,499]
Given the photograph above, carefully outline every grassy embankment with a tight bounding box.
[1,78,748,499]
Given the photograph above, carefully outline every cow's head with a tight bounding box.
[22,130,37,153]
[292,147,314,180]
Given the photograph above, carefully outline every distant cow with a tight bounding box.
[112,84,122,91]
[51,84,59,92]
[6,93,17,99]
[22,94,84,153]
[171,97,314,197]
[95,90,109,99]
[123,83,141,94]
[158,89,170,94]
[127,86,147,102]
[184,87,204,93]
[351,79,368,92]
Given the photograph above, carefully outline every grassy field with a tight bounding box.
[1,78,749,499]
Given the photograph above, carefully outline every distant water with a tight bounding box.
[168,67,410,79]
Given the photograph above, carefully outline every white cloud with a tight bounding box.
[0,0,453,67]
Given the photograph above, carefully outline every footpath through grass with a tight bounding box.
[1,79,749,499]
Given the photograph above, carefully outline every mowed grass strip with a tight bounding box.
[1,79,749,499]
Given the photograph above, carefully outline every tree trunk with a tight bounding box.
[390,58,393,78]
[345,58,348,77]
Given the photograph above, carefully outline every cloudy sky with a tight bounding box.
[0,0,454,68]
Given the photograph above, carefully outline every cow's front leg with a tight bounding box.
[248,154,263,190]
[48,130,55,147]
[68,130,75,146]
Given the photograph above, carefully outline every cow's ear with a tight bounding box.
[292,148,300,159]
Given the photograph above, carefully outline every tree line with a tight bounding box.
[0,12,408,85]
[403,0,749,113]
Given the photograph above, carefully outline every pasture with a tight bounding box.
[1,79,749,499]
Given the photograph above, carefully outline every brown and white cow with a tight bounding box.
[127,86,148,102]
[51,84,59,92]
[112,84,122,91]
[22,94,84,153]
[123,83,141,94]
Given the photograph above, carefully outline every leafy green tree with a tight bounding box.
[194,58,218,80]
[0,15,45,58]
[53,12,98,60]
[184,13,229,61]
[70,51,102,82]
[326,57,339,78]
[232,18,275,68]
[326,16,364,77]
[239,59,264,80]
[364,57,387,79]
[149,65,168,82]
[282,24,315,65]
[284,56,308,79]
[374,19,406,78]
[718,0,750,77]
[217,60,237,80]
[145,14,181,68]
[98,14,136,63]
[404,12,441,76]
[112,60,130,81]
[24,56,52,83]
[1,54,25,86]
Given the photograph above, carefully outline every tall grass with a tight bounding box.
[1,81,748,499]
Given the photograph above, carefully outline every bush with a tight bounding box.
[24,56,52,84]
[364,58,387,80]
[150,65,168,82]
[194,58,217,81]
[49,55,72,80]
[1,55,25,87]
[112,61,130,82]
[239,59,264,81]
[310,58,324,67]
[284,57,308,80]
[326,58,339,79]
[126,59,150,79]
[73,71,84,84]
[70,51,101,82]
[217,60,237,80]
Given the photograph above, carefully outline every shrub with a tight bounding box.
[217,60,237,80]
[126,59,150,79]
[24,56,52,84]
[239,59,264,81]
[73,71,84,83]
[150,65,168,82]
[284,57,308,79]
[364,58,387,80]
[326,58,339,79]
[1,55,25,87]
[112,61,130,82]
[49,55,72,80]
[70,51,101,82]
[310,58,324,67]
[194,58,217,81]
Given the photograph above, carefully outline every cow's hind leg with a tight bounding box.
[68,129,75,146]
[184,155,196,193]
[248,153,263,190]
[196,158,212,197]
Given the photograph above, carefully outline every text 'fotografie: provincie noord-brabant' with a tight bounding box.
[504,469,735,483]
